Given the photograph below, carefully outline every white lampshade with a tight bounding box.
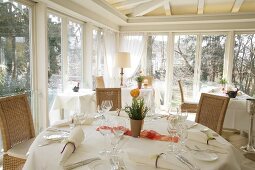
[116,52,131,68]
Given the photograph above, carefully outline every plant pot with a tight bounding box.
[130,119,143,137]
[137,82,142,89]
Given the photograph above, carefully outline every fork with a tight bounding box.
[175,154,200,170]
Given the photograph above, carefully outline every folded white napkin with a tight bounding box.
[60,126,85,164]
[188,129,224,148]
[126,149,187,170]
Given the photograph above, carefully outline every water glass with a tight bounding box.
[98,118,112,155]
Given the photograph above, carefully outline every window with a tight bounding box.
[172,35,197,107]
[67,20,82,88]
[48,14,62,109]
[91,28,104,88]
[146,35,167,104]
[0,0,33,156]
[233,34,255,97]
[200,35,226,90]
[48,13,83,123]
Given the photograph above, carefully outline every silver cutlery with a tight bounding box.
[188,123,198,129]
[194,145,227,154]
[63,157,101,170]
[47,128,71,133]
[175,154,200,170]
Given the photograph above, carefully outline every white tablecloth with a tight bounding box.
[50,88,160,120]
[24,115,245,170]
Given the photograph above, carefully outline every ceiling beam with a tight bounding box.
[131,0,167,17]
[163,1,171,16]
[197,0,204,14]
[114,0,151,10]
[231,0,245,13]
[91,0,127,21]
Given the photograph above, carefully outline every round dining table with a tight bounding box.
[23,113,244,170]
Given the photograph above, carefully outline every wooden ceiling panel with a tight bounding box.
[171,5,198,15]
[144,6,166,16]
[240,0,255,12]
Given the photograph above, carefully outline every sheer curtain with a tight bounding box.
[103,29,118,87]
[119,33,147,78]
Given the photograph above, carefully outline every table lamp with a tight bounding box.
[116,52,131,86]
[241,98,255,152]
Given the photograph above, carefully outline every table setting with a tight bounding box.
[23,114,244,169]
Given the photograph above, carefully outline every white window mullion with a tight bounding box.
[193,34,202,99]
[62,17,68,91]
[164,32,174,108]
[224,31,235,83]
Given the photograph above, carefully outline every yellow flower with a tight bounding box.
[130,88,140,98]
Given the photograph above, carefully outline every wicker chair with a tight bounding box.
[0,94,35,170]
[96,88,121,111]
[195,93,230,135]
[143,76,154,87]
[95,76,105,88]
[178,80,198,113]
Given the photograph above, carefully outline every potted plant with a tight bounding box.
[124,88,149,137]
[135,75,144,89]
[219,78,227,90]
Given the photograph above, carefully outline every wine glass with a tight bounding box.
[110,119,126,170]
[167,115,179,153]
[97,118,112,155]
[111,119,126,153]
[176,123,188,153]
[101,100,113,113]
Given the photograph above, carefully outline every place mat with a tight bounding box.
[96,126,178,142]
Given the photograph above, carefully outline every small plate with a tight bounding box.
[192,151,218,161]
[43,132,69,141]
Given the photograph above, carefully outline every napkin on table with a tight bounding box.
[126,149,188,170]
[60,126,85,164]
[188,129,224,148]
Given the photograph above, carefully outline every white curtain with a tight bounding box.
[119,32,147,78]
[103,29,118,87]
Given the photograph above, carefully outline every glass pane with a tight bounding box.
[146,35,167,105]
[233,34,255,97]
[48,14,62,111]
[200,35,226,90]
[91,29,104,89]
[67,20,82,89]
[0,0,32,156]
[0,1,31,95]
[172,35,197,108]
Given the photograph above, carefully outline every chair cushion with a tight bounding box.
[183,100,199,105]
[6,138,35,159]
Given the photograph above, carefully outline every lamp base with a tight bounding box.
[120,67,124,87]
[241,145,255,153]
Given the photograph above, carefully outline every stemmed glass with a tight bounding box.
[176,123,188,153]
[110,119,126,170]
[111,119,126,153]
[97,118,112,155]
[167,115,179,152]
[101,100,113,113]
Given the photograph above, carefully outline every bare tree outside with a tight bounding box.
[233,34,255,97]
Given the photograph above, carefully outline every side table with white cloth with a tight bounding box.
[23,113,248,170]
[50,89,96,120]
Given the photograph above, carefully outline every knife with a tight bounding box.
[63,157,101,170]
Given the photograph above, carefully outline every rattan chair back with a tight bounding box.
[195,93,230,135]
[96,76,105,88]
[178,80,198,113]
[96,88,121,111]
[0,94,35,151]
[0,94,35,169]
